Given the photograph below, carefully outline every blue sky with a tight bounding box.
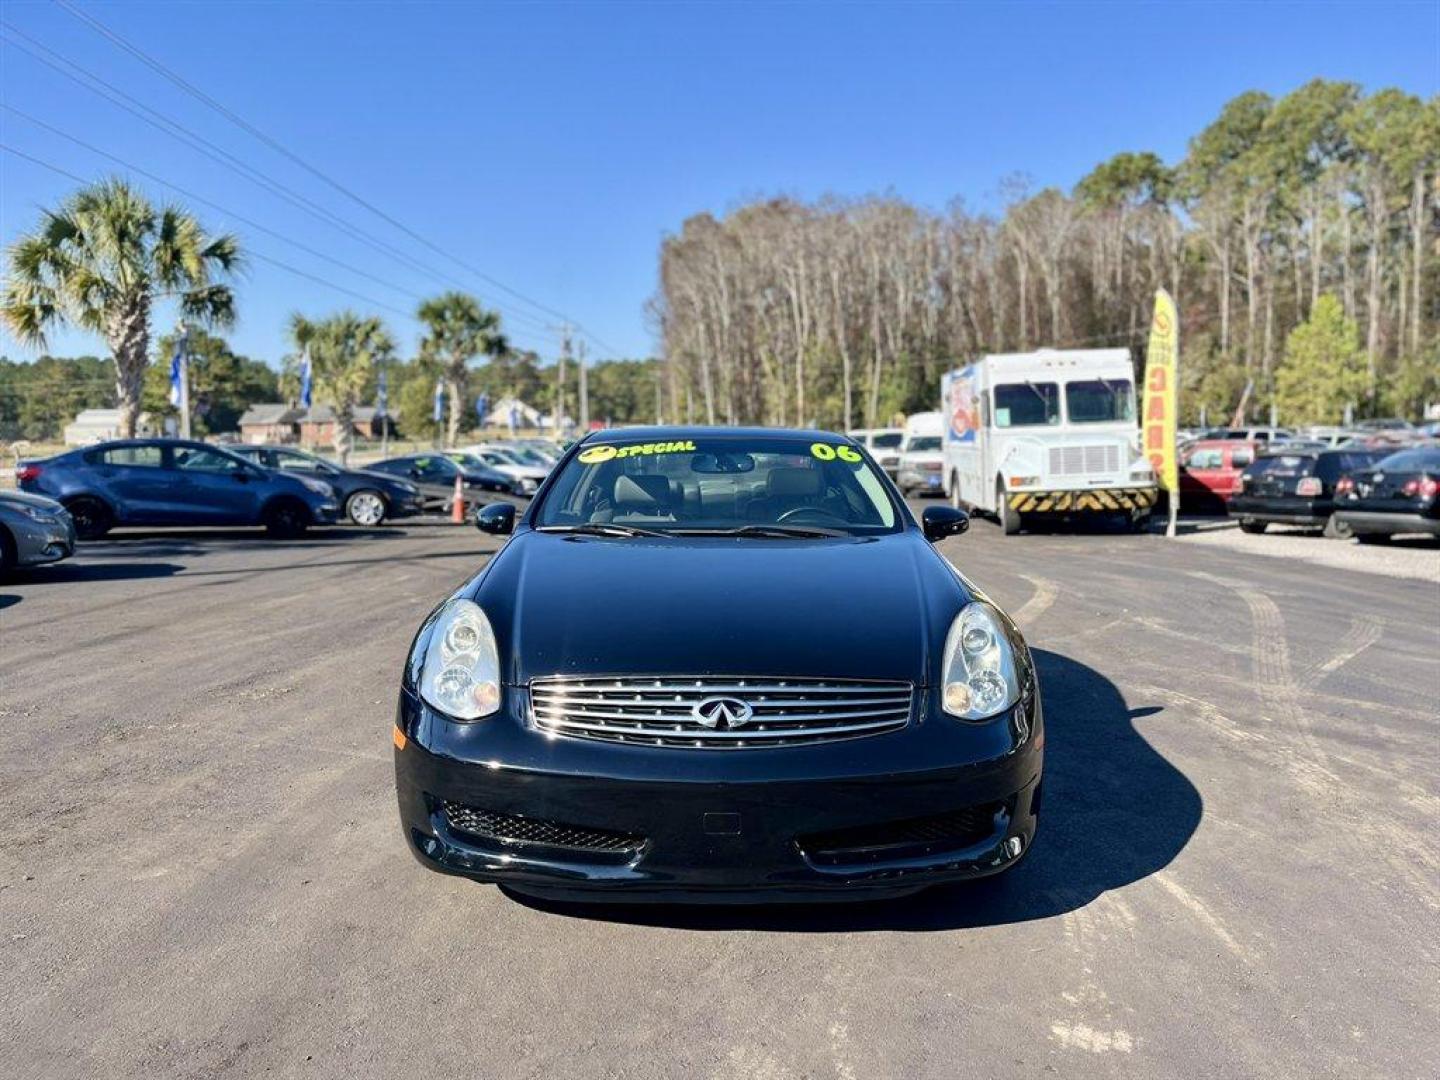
[2,0,1437,367]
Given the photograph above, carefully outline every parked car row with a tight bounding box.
[1227,445,1440,543]
[4,437,567,575]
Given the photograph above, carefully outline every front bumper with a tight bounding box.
[395,688,1042,902]
[1333,510,1440,536]
[1228,496,1329,526]
[15,514,76,565]
[1008,487,1156,513]
[312,503,340,524]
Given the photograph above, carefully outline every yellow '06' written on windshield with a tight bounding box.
[810,443,863,463]
[577,441,697,464]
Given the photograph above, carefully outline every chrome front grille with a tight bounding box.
[529,676,914,749]
[1048,444,1120,476]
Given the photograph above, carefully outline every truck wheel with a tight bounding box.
[998,482,1022,536]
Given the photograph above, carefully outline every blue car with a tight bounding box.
[16,438,339,539]
[227,444,423,526]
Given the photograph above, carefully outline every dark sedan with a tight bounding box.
[393,428,1041,903]
[1228,447,1389,536]
[1333,447,1440,543]
[16,439,338,538]
[369,453,517,513]
[228,444,423,525]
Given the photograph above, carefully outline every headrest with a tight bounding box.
[613,473,672,508]
[767,468,823,497]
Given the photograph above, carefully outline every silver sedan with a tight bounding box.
[0,489,76,575]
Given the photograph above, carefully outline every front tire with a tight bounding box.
[998,482,1022,536]
[263,499,309,538]
[0,526,16,578]
[345,489,387,526]
[1238,519,1268,534]
[64,496,112,540]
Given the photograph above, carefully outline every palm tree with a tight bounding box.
[2,178,240,437]
[288,311,392,465]
[416,291,508,446]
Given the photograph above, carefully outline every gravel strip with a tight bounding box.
[1173,518,1440,584]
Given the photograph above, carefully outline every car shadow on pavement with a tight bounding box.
[1,561,184,587]
[503,648,1202,932]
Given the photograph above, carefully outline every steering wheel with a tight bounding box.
[776,506,849,526]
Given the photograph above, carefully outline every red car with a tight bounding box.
[1178,440,1259,512]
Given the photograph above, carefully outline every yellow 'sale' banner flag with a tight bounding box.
[1143,289,1179,494]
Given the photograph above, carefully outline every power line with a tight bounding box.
[2,142,420,320]
[55,0,625,357]
[0,24,555,337]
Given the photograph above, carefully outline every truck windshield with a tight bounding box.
[993,383,1059,427]
[871,432,903,449]
[905,437,941,452]
[1066,379,1135,423]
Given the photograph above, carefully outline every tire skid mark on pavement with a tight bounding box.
[1208,584,1440,910]
[1300,614,1384,681]
[1050,896,1136,1057]
[1150,871,1250,962]
[1012,573,1059,627]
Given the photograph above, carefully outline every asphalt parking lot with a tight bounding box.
[2,509,1437,1079]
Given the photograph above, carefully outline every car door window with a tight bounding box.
[1186,449,1223,469]
[276,450,325,474]
[100,445,164,467]
[174,447,246,473]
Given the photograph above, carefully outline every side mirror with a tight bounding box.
[922,505,969,542]
[476,501,516,536]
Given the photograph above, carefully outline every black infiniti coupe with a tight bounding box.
[393,427,1042,903]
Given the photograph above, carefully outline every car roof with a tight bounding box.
[581,425,852,444]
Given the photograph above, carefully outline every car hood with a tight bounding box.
[472,530,971,685]
[0,488,66,513]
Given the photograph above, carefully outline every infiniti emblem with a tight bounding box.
[692,696,754,729]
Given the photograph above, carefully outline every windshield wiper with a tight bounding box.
[674,524,847,539]
[537,523,674,539]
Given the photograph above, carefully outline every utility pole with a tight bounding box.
[577,340,589,432]
[177,321,192,439]
[556,323,571,437]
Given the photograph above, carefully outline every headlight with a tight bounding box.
[20,505,60,522]
[940,602,1020,720]
[401,482,420,496]
[298,476,333,497]
[1129,466,1155,482]
[416,598,501,720]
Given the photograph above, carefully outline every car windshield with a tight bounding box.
[504,446,549,466]
[993,383,1060,427]
[905,436,941,452]
[1375,449,1440,472]
[1066,379,1135,423]
[872,432,903,449]
[534,436,900,535]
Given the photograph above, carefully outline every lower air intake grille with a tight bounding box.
[529,676,914,748]
[798,804,1002,867]
[442,801,644,854]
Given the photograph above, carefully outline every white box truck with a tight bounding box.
[940,348,1157,535]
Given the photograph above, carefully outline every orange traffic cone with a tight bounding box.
[451,472,465,524]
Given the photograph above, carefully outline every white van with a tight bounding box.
[896,412,945,497]
[848,428,905,477]
[940,349,1156,534]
